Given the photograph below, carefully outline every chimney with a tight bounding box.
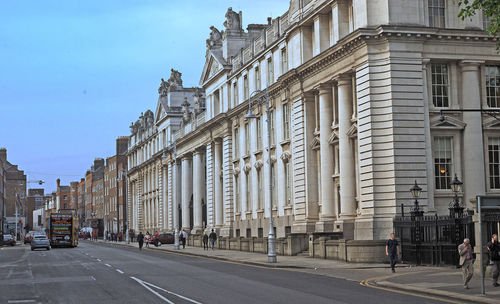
[0,148,6,162]
[267,17,272,25]
[56,178,61,189]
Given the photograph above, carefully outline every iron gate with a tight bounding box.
[394,210,475,266]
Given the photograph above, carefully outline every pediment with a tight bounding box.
[199,49,227,86]
[310,136,320,150]
[155,97,167,124]
[430,115,466,129]
[347,123,358,138]
[483,116,500,129]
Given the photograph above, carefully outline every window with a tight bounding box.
[257,169,263,210]
[433,137,453,190]
[431,64,449,108]
[428,0,445,28]
[282,103,290,140]
[246,173,251,211]
[235,175,240,212]
[255,66,261,91]
[284,162,291,205]
[489,137,500,189]
[483,10,491,31]
[243,75,249,101]
[281,48,287,74]
[245,123,250,155]
[233,82,238,105]
[486,66,500,108]
[267,57,273,86]
[256,116,262,150]
[234,128,240,158]
[269,110,276,146]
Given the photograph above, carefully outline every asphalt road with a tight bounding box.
[0,242,448,304]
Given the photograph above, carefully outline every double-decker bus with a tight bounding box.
[49,210,78,247]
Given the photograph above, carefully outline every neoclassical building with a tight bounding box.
[127,0,500,261]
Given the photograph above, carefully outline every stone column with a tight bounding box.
[181,155,192,230]
[422,59,435,212]
[214,140,223,227]
[172,160,180,231]
[317,83,335,231]
[338,75,356,225]
[192,150,204,233]
[461,61,486,203]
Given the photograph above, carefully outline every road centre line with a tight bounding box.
[130,276,202,304]
[7,300,36,303]
[104,263,112,267]
[96,259,101,262]
[116,269,124,274]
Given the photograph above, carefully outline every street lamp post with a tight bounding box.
[246,89,277,263]
[409,180,423,264]
[449,174,464,218]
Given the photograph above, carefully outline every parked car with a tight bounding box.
[24,232,33,244]
[31,234,50,251]
[3,234,16,246]
[156,233,174,244]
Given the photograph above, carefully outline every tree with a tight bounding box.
[459,0,500,37]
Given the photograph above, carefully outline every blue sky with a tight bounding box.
[0,0,290,193]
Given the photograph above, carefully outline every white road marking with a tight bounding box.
[90,276,96,281]
[96,259,101,262]
[116,269,124,274]
[104,263,112,267]
[130,277,202,304]
[7,300,36,303]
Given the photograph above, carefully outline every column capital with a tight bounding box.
[459,60,484,71]
[316,83,333,95]
[180,154,192,161]
[333,74,352,87]
[301,91,316,102]
[422,58,430,70]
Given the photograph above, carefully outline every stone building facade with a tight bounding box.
[127,0,500,261]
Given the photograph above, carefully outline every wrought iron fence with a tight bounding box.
[394,210,475,266]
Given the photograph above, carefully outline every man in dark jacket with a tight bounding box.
[488,234,500,287]
[385,232,398,273]
[209,229,217,250]
[137,232,144,250]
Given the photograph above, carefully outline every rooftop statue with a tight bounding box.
[224,7,241,31]
[158,78,169,97]
[167,69,183,88]
[206,26,222,49]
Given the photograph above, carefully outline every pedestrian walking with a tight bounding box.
[202,232,209,250]
[488,233,500,287]
[458,238,474,289]
[145,232,151,248]
[180,230,187,249]
[385,232,398,273]
[130,230,135,243]
[137,231,144,250]
[209,229,217,250]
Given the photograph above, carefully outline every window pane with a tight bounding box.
[489,137,500,189]
[486,66,500,108]
[431,64,449,107]
[433,136,452,189]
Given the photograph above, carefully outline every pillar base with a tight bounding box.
[220,224,233,238]
[291,221,317,234]
[315,220,335,233]
[190,227,204,235]
[337,218,355,240]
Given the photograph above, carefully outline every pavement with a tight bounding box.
[92,239,500,304]
[0,241,447,304]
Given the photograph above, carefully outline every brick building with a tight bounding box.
[85,158,105,237]
[0,148,27,237]
[26,188,44,231]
